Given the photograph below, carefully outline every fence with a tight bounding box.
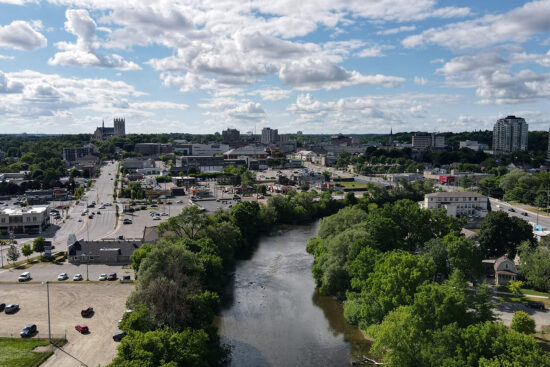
[0,330,67,343]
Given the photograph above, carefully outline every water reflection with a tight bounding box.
[217,222,372,366]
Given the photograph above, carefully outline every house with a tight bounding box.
[482,255,518,285]
[421,192,488,218]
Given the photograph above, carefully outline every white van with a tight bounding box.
[18,272,31,282]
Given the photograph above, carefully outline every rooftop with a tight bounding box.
[0,206,49,215]
[425,192,486,198]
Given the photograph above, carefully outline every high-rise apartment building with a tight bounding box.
[222,128,240,143]
[261,127,278,144]
[492,116,528,154]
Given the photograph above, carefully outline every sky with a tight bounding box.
[1,1,550,135]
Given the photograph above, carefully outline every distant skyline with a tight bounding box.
[1,1,550,134]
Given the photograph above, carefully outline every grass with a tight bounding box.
[497,285,549,297]
[1,252,67,270]
[498,295,550,308]
[534,326,550,354]
[0,338,66,367]
[334,181,370,189]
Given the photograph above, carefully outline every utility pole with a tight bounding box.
[42,281,52,344]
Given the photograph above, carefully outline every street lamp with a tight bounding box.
[82,253,89,281]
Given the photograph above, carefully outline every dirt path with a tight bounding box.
[0,283,133,367]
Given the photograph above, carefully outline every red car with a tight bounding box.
[75,324,89,333]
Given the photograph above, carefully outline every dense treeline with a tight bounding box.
[307,201,549,366]
[479,169,550,206]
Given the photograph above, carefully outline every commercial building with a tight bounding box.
[459,140,489,151]
[0,206,50,235]
[93,118,126,140]
[224,145,268,159]
[492,115,528,154]
[261,127,279,144]
[178,156,225,172]
[222,128,240,144]
[412,132,445,149]
[68,238,142,265]
[134,143,173,156]
[421,192,488,218]
[123,157,155,171]
[173,143,229,156]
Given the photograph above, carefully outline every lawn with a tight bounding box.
[335,181,370,189]
[0,338,65,367]
[534,326,550,354]
[498,295,550,309]
[497,285,549,298]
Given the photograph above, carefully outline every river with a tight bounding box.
[216,222,372,367]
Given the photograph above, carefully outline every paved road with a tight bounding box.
[496,300,550,331]
[0,262,132,282]
[489,198,550,230]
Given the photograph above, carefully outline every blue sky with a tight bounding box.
[1,0,550,134]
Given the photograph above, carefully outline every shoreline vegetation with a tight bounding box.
[306,199,550,366]
[109,181,433,366]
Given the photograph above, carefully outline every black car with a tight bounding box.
[113,331,126,341]
[522,212,529,216]
[5,304,19,314]
[508,208,515,212]
[107,273,117,281]
[20,324,37,338]
[527,301,545,310]
[0,303,5,312]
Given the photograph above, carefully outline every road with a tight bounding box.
[489,198,550,230]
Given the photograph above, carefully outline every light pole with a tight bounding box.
[82,253,89,281]
[42,281,52,344]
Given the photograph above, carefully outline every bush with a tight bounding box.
[511,311,536,334]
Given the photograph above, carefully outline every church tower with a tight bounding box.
[114,117,125,137]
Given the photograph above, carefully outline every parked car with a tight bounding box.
[57,273,69,281]
[73,274,83,281]
[20,324,37,338]
[5,304,19,314]
[508,208,515,212]
[107,273,117,281]
[153,216,161,220]
[99,273,107,281]
[0,303,5,312]
[18,272,31,282]
[123,219,132,224]
[527,301,545,310]
[81,307,94,317]
[75,324,89,334]
[113,331,126,341]
[161,212,168,216]
[522,212,529,216]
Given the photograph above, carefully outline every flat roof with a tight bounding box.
[426,192,486,198]
[0,206,49,215]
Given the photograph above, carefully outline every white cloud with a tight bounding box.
[403,0,550,50]
[414,76,428,85]
[279,59,404,90]
[376,25,416,36]
[0,20,47,50]
[249,88,291,101]
[49,9,140,70]
[199,96,266,121]
[356,46,385,58]
[0,71,23,93]
[0,54,14,60]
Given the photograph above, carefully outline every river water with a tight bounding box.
[216,222,372,367]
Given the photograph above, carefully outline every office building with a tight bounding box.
[261,127,279,144]
[459,140,489,151]
[412,132,445,149]
[172,143,229,156]
[134,143,173,156]
[492,115,528,154]
[422,192,488,218]
[62,145,96,163]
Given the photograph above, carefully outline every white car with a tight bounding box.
[98,274,107,281]
[161,212,168,216]
[73,274,83,281]
[153,216,161,220]
[57,273,68,281]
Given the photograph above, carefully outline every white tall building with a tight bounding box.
[492,115,528,154]
[422,192,488,218]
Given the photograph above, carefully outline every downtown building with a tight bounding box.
[261,127,279,144]
[412,132,445,149]
[492,116,528,154]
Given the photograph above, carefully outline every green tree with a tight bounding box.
[159,205,208,240]
[6,244,20,264]
[511,311,536,334]
[444,232,483,282]
[32,236,45,254]
[479,211,535,258]
[517,241,550,291]
[21,243,33,262]
[130,244,154,275]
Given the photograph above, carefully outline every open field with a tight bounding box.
[334,181,370,189]
[0,283,133,367]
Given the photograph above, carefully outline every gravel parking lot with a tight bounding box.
[0,263,133,282]
[0,282,133,367]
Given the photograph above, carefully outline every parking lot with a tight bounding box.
[496,300,550,331]
[1,282,133,367]
[0,263,133,283]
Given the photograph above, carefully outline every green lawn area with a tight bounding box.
[0,338,66,367]
[498,295,550,309]
[497,285,549,298]
[334,181,369,189]
[534,326,550,354]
